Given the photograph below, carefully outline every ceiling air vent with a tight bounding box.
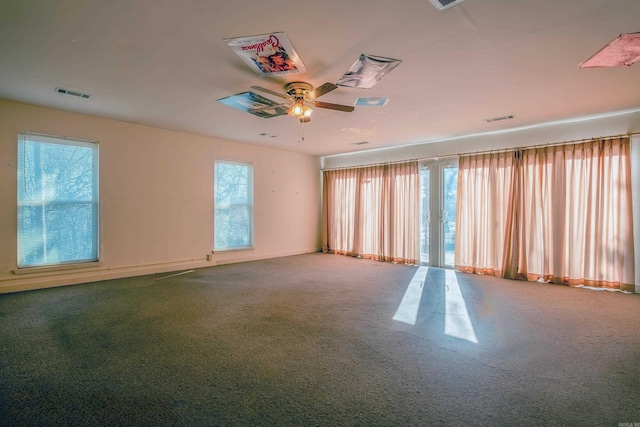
[430,0,465,11]
[485,114,515,123]
[55,87,91,99]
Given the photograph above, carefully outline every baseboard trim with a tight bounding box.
[0,248,321,294]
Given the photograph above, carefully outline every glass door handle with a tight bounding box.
[441,209,448,223]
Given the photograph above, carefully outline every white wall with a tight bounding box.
[0,99,321,293]
[323,109,640,169]
[323,109,640,292]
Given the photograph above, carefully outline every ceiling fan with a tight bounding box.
[249,82,354,123]
[222,33,399,124]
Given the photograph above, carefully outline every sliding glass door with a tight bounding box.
[419,160,458,267]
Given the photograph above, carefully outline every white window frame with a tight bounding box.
[419,159,458,268]
[16,132,100,269]
[213,159,254,252]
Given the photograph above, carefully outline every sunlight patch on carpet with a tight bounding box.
[392,266,428,325]
[444,270,478,343]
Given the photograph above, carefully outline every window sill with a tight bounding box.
[213,247,254,254]
[13,261,102,275]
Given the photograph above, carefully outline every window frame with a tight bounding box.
[16,132,100,269]
[213,159,254,252]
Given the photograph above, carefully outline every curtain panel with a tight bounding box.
[322,162,419,265]
[455,151,514,277]
[456,137,635,291]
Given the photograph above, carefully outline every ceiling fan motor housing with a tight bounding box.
[285,82,313,99]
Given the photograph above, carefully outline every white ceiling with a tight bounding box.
[1,0,639,157]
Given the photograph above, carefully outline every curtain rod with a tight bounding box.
[460,132,638,157]
[322,132,638,171]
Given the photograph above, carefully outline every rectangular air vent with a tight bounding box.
[55,87,91,99]
[430,0,465,11]
[485,114,515,123]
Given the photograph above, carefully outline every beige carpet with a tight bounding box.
[1,253,639,426]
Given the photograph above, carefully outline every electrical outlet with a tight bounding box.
[206,253,212,261]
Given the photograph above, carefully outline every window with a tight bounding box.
[17,133,99,268]
[214,160,253,251]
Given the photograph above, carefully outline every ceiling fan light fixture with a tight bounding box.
[288,99,312,118]
[291,103,304,116]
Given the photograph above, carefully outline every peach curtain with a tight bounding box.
[455,152,514,276]
[456,137,635,291]
[322,162,419,265]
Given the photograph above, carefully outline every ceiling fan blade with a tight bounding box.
[249,103,288,113]
[250,85,289,100]
[311,82,338,99]
[313,101,355,112]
